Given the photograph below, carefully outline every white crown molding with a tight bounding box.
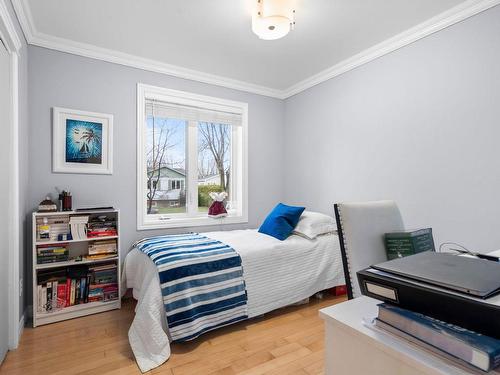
[10,0,283,98]
[11,0,500,100]
[282,0,500,98]
[30,31,284,98]
[10,0,34,42]
[0,0,22,51]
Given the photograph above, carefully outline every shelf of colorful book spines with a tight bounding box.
[36,239,118,265]
[36,262,119,313]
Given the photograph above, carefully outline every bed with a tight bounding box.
[123,228,345,372]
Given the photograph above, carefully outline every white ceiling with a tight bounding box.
[15,0,495,96]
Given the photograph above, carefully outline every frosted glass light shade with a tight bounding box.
[252,0,295,40]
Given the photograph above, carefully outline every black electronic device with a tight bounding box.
[357,252,500,339]
[372,252,500,298]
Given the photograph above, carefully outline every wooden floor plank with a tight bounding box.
[262,350,324,375]
[0,294,345,375]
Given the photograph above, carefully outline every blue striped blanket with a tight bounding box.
[135,233,248,342]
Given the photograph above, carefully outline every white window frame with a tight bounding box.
[137,83,248,230]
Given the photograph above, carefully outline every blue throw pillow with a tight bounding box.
[258,203,306,241]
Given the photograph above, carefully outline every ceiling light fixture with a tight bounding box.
[252,0,295,41]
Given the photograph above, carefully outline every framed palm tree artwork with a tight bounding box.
[52,107,113,174]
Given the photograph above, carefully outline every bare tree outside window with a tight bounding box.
[146,116,182,214]
[198,122,231,190]
[197,122,232,212]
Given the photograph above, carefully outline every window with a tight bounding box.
[137,84,248,229]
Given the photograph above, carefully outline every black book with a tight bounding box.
[75,279,80,305]
[67,265,89,279]
[46,282,53,311]
[75,206,114,211]
[84,274,91,303]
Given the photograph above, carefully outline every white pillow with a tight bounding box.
[292,211,337,240]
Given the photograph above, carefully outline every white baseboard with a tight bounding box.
[16,310,26,348]
[17,310,26,343]
[7,309,25,350]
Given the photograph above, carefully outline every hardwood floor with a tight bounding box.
[0,294,346,375]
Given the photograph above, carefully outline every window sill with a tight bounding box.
[137,214,248,230]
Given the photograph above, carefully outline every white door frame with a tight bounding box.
[0,0,22,350]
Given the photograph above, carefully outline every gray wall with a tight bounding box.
[284,5,500,253]
[28,46,285,255]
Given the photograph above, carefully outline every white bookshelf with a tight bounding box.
[32,209,121,327]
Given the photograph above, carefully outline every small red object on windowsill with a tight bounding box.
[208,192,228,218]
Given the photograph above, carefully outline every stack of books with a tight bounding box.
[37,269,67,312]
[48,215,70,241]
[87,216,117,238]
[37,244,69,264]
[37,267,91,312]
[86,240,118,260]
[36,264,118,313]
[88,263,119,302]
[88,284,119,302]
[35,216,70,241]
[375,303,500,372]
[69,215,89,240]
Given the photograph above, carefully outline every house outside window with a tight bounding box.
[137,84,248,229]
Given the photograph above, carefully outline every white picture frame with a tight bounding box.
[52,107,113,174]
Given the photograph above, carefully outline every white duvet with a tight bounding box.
[123,229,345,372]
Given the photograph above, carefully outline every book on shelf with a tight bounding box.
[376,303,500,372]
[36,215,71,242]
[36,244,69,264]
[37,268,66,312]
[57,283,66,307]
[70,279,76,306]
[87,229,118,238]
[75,207,114,212]
[88,240,117,255]
[85,253,117,260]
[384,228,435,260]
[89,263,118,302]
[87,215,117,238]
[37,262,118,313]
[86,239,117,260]
[69,215,89,240]
[47,216,70,241]
[91,263,118,283]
